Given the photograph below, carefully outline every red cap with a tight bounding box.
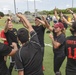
[54,22,64,29]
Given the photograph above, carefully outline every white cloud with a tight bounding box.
[0,0,76,14]
[0,0,41,2]
[28,0,41,1]
[0,0,13,3]
[66,4,70,7]
[3,8,9,11]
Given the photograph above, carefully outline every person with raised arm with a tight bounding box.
[4,18,20,75]
[65,21,76,75]
[54,8,68,30]
[60,9,76,26]
[67,9,76,21]
[0,14,18,75]
[32,16,46,70]
[15,14,44,75]
[38,16,66,75]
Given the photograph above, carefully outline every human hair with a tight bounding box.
[4,19,11,33]
[17,28,29,44]
[61,28,66,35]
[35,16,41,20]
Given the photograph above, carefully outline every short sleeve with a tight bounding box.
[0,43,12,56]
[4,32,12,45]
[1,30,5,38]
[15,52,24,71]
[57,34,65,45]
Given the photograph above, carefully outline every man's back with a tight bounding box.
[15,31,44,75]
[66,36,76,72]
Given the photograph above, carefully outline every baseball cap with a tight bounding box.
[54,22,64,29]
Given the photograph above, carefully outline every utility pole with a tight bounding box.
[34,0,36,17]
[14,0,16,14]
[27,0,29,15]
[72,0,74,10]
[27,0,29,12]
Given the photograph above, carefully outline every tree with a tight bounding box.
[0,12,4,17]
[24,11,31,15]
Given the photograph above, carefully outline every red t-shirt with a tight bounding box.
[1,30,8,45]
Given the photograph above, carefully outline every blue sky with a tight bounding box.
[0,0,76,14]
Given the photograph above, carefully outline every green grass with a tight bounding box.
[0,16,72,75]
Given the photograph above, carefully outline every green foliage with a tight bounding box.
[38,8,76,15]
[24,11,31,15]
[0,12,4,17]
[38,10,49,15]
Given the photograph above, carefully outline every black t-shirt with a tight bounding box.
[32,25,46,47]
[15,31,44,75]
[0,43,12,75]
[66,36,76,72]
[5,28,20,48]
[53,30,66,56]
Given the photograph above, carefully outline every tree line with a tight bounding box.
[0,8,76,16]
[37,8,76,15]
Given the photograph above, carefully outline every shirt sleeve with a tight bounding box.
[1,30,5,38]
[57,34,65,45]
[0,43,12,56]
[15,51,24,71]
[5,32,12,45]
[30,31,41,47]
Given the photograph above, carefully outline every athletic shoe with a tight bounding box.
[55,71,61,75]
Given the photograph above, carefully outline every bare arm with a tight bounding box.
[16,14,34,32]
[35,18,45,26]
[18,70,24,75]
[49,34,61,49]
[54,10,59,21]
[1,38,7,41]
[68,9,76,21]
[8,42,18,56]
[20,18,28,28]
[4,18,11,33]
[61,12,72,26]
[42,16,53,31]
[4,22,8,33]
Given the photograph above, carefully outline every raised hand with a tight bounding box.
[60,12,64,17]
[42,16,46,21]
[16,13,23,18]
[49,33,53,40]
[67,9,73,14]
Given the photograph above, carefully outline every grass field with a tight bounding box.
[0,16,71,75]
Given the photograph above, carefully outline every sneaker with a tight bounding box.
[42,66,45,71]
[55,71,61,75]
